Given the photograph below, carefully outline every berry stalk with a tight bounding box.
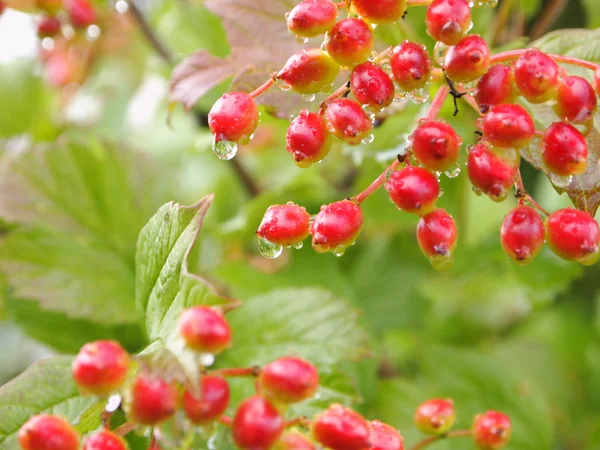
[491,50,599,71]
[515,169,550,216]
[249,73,278,99]
[409,429,472,450]
[208,367,260,378]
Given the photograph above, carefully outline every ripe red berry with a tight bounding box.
[514,49,559,103]
[414,399,455,435]
[467,142,519,202]
[38,16,62,38]
[366,421,404,450]
[278,49,340,94]
[259,357,319,403]
[411,121,461,172]
[19,415,80,450]
[257,203,311,247]
[481,104,535,149]
[385,166,440,215]
[312,200,364,254]
[276,432,315,450]
[183,375,230,425]
[500,205,544,265]
[286,0,338,38]
[312,404,370,450]
[208,92,259,144]
[350,0,407,24]
[287,111,332,167]
[179,306,232,354]
[390,41,432,92]
[128,373,178,425]
[417,209,458,271]
[72,340,130,396]
[475,64,518,113]
[542,122,588,176]
[68,0,96,28]
[325,18,374,67]
[232,396,285,450]
[351,62,395,108]
[83,430,128,450]
[444,34,490,83]
[546,208,600,265]
[325,98,373,145]
[472,411,511,450]
[553,75,597,125]
[425,0,471,45]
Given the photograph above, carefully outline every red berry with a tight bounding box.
[472,411,511,450]
[425,0,471,45]
[595,67,600,96]
[312,404,370,450]
[183,375,230,425]
[38,16,62,38]
[232,396,285,450]
[514,49,559,103]
[411,121,461,172]
[325,98,373,145]
[500,205,544,265]
[351,62,395,108]
[444,34,490,83]
[287,110,332,167]
[19,415,80,450]
[546,208,600,264]
[72,340,130,396]
[257,203,311,246]
[467,142,519,202]
[390,41,432,92]
[385,166,440,215]
[83,430,128,450]
[276,432,315,450]
[365,421,404,450]
[128,373,178,425]
[553,75,597,125]
[179,306,232,354]
[350,0,407,24]
[312,200,364,254]
[417,209,458,271]
[278,49,340,94]
[414,399,455,435]
[325,18,374,67]
[481,104,535,149]
[208,92,259,144]
[286,0,338,38]
[542,122,588,176]
[475,64,518,113]
[68,0,96,28]
[259,357,319,403]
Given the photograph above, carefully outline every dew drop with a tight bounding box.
[472,186,483,196]
[361,133,375,145]
[296,36,308,44]
[257,236,283,259]
[212,139,238,160]
[292,241,304,250]
[430,254,454,271]
[444,163,461,178]
[550,173,573,188]
[86,24,101,41]
[385,170,394,180]
[409,88,430,104]
[199,353,215,367]
[276,78,292,91]
[105,394,122,413]
[433,41,449,66]
[466,21,474,32]
[41,37,54,50]
[303,93,316,102]
[333,246,346,257]
[486,0,498,7]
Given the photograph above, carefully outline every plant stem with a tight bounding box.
[409,429,472,450]
[285,416,311,428]
[208,367,260,378]
[249,74,278,98]
[230,159,262,197]
[515,169,549,216]
[114,422,135,437]
[490,50,598,70]
[219,415,233,427]
[426,85,450,120]
[353,159,400,204]
[529,0,568,40]
[127,0,175,65]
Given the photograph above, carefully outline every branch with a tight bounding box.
[128,0,175,65]
[529,0,569,40]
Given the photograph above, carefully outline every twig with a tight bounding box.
[409,430,472,450]
[231,158,262,197]
[128,0,175,65]
[114,422,135,437]
[529,0,569,40]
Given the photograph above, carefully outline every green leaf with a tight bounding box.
[531,28,600,62]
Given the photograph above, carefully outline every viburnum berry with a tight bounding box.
[179,306,232,354]
[312,200,364,254]
[38,16,62,38]
[325,18,374,67]
[390,41,432,92]
[68,0,96,28]
[410,121,461,172]
[481,104,535,149]
[514,49,559,103]
[500,205,544,265]
[259,357,319,403]
[366,420,404,450]
[475,64,518,113]
[325,98,373,145]
[425,0,471,45]
[127,373,179,425]
[312,404,370,450]
[257,203,311,248]
[208,92,259,145]
[351,62,395,109]
[546,208,600,265]
[385,166,440,215]
[278,49,340,94]
[414,399,455,435]
[19,415,80,450]
[183,375,230,425]
[83,430,128,450]
[417,209,458,271]
[467,142,520,202]
[287,111,332,167]
[472,411,512,450]
[350,0,407,24]
[275,432,315,450]
[553,75,597,125]
[444,35,490,83]
[232,395,285,450]
[286,0,338,38]
[542,122,588,176]
[72,340,130,396]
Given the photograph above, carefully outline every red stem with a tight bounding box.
[285,417,311,428]
[353,159,401,204]
[515,169,550,216]
[409,429,472,450]
[208,367,260,378]
[426,85,450,120]
[490,50,598,70]
[249,73,277,99]
[219,415,233,427]
[114,422,135,437]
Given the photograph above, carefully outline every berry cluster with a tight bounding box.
[206,0,600,271]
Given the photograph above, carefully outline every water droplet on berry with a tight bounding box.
[409,88,430,104]
[444,163,462,178]
[257,236,283,259]
[303,93,316,102]
[487,0,498,7]
[276,78,292,91]
[212,139,238,160]
[550,173,573,188]
[361,133,375,145]
[199,352,216,367]
[105,394,122,413]
[292,241,304,250]
[296,36,309,44]
[434,41,449,66]
[472,186,483,196]
[333,246,346,257]
[430,254,454,271]
[466,21,474,32]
